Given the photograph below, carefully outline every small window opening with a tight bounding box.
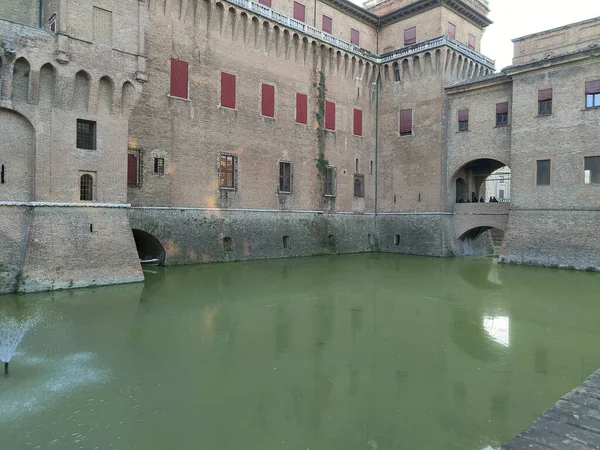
[354,175,364,198]
[368,233,373,245]
[90,223,93,233]
[355,158,359,173]
[324,167,335,196]
[394,234,400,245]
[279,162,291,193]
[223,237,233,252]
[220,154,235,189]
[393,194,396,204]
[357,87,360,99]
[458,109,469,132]
[1,164,4,184]
[370,161,373,174]
[538,89,552,116]
[328,235,336,246]
[49,14,57,33]
[283,235,290,249]
[536,159,551,186]
[496,102,508,127]
[154,158,165,175]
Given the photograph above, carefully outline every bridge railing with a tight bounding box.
[454,202,510,215]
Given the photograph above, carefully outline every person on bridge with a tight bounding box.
[471,192,478,202]
[480,197,485,203]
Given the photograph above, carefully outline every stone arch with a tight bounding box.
[455,177,467,203]
[74,70,91,112]
[0,108,36,201]
[132,229,167,264]
[38,63,56,107]
[392,62,400,81]
[450,158,510,205]
[121,81,136,114]
[11,57,30,103]
[98,76,114,114]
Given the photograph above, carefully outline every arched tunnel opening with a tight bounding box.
[453,159,510,204]
[132,229,166,265]
[458,226,504,256]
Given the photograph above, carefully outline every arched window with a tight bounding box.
[127,154,138,186]
[456,178,466,203]
[80,174,93,201]
[354,175,364,198]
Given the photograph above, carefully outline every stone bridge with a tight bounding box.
[454,202,510,238]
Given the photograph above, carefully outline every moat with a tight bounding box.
[1,254,600,449]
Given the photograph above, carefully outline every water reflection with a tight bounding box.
[1,255,600,450]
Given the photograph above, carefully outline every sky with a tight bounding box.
[481,0,600,70]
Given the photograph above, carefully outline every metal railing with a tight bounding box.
[226,0,495,68]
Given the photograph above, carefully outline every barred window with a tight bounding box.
[279,162,291,193]
[324,167,335,196]
[154,157,165,175]
[77,120,96,150]
[80,174,94,201]
[220,154,235,189]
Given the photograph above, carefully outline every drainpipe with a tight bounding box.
[313,0,316,27]
[38,0,43,28]
[374,22,380,245]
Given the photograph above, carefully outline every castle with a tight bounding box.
[0,0,599,292]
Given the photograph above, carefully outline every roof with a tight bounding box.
[445,72,508,89]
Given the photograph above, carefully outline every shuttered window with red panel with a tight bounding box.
[353,108,362,136]
[458,109,469,131]
[585,80,600,108]
[296,93,308,124]
[258,0,271,6]
[351,28,360,46]
[293,2,305,22]
[170,59,189,99]
[325,101,335,131]
[399,108,412,135]
[404,27,416,46]
[468,34,476,49]
[127,154,138,186]
[262,83,275,117]
[448,22,456,39]
[538,88,552,116]
[322,15,332,33]
[221,72,236,109]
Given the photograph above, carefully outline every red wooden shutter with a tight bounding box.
[538,88,552,101]
[325,101,335,130]
[496,102,508,114]
[170,59,189,98]
[404,27,416,45]
[400,109,412,134]
[448,22,455,39]
[322,15,332,33]
[468,34,476,49]
[293,2,305,22]
[127,154,138,186]
[221,72,236,108]
[353,108,362,136]
[351,28,360,46]
[296,93,307,124]
[258,0,271,6]
[262,83,275,117]
[458,109,469,121]
[585,80,600,94]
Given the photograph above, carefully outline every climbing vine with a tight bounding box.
[0,41,16,62]
[315,70,328,180]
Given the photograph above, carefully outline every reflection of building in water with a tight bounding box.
[484,167,511,202]
[483,315,510,347]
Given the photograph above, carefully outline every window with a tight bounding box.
[585,80,600,108]
[394,234,400,245]
[584,156,600,184]
[261,83,275,117]
[496,102,508,127]
[154,157,165,175]
[322,15,332,34]
[293,2,305,22]
[351,28,360,46]
[48,14,57,33]
[458,109,469,132]
[355,158,359,173]
[296,93,307,124]
[536,159,551,186]
[80,174,94,201]
[258,0,271,6]
[354,175,364,198]
[127,154,139,186]
[279,162,291,193]
[219,154,236,189]
[448,22,455,39]
[1,164,4,184]
[404,27,416,46]
[283,236,291,248]
[221,72,236,109]
[170,59,189,99]
[538,88,552,116]
[324,167,335,196]
[370,160,373,174]
[353,108,362,136]
[76,119,96,150]
[468,34,476,49]
[325,101,335,131]
[223,237,233,252]
[400,108,413,135]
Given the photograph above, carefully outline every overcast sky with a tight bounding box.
[482,0,600,70]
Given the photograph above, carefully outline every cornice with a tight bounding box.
[503,45,600,76]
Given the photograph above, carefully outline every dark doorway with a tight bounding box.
[132,229,166,264]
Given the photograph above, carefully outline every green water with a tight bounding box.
[1,254,600,450]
